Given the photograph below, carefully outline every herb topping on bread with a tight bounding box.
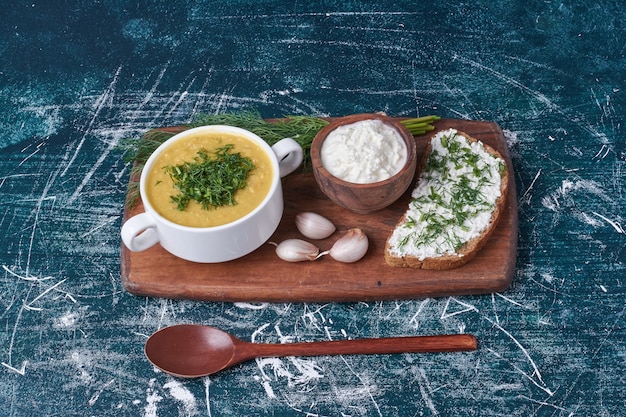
[385,128,507,269]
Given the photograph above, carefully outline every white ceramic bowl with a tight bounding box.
[121,125,303,263]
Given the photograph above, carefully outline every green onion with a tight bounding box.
[400,115,441,135]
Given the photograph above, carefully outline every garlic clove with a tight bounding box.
[273,239,320,262]
[295,212,336,240]
[328,228,369,263]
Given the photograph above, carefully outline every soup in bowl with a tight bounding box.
[121,125,303,263]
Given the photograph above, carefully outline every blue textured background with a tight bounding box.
[1,1,624,416]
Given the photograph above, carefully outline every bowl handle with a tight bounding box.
[121,212,160,252]
[272,138,304,177]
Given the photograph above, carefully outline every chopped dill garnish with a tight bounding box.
[164,144,254,211]
[404,216,417,228]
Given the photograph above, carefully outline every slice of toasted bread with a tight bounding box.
[385,128,508,270]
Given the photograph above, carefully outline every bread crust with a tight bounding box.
[384,130,508,270]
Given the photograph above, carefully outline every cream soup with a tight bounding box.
[146,132,274,227]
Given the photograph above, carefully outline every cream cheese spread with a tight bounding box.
[320,119,407,184]
[387,129,505,260]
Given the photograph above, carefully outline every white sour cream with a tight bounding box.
[320,119,408,184]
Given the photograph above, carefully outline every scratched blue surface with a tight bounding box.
[1,1,625,416]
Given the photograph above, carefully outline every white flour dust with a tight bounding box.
[163,379,198,415]
[541,179,611,212]
[144,378,163,417]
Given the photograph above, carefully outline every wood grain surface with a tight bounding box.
[120,118,518,302]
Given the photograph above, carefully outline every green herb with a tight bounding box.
[121,110,440,168]
[164,144,254,211]
[400,115,441,135]
[190,109,329,164]
[398,232,414,248]
[404,216,417,228]
[120,129,179,207]
[120,129,178,165]
[120,109,330,174]
[119,108,440,208]
[398,130,503,253]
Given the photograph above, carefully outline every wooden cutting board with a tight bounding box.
[120,118,518,302]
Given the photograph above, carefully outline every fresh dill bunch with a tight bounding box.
[120,129,179,208]
[121,109,440,169]
[120,130,178,165]
[190,109,329,164]
[119,109,440,208]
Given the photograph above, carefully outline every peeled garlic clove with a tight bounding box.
[273,239,320,262]
[328,228,368,263]
[295,212,336,240]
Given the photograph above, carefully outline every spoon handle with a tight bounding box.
[247,334,477,358]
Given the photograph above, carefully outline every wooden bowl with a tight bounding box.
[310,113,417,214]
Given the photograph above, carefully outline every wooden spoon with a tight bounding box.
[144,324,478,378]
